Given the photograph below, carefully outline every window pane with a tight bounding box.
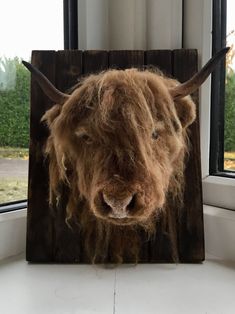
[224,0,235,171]
[0,0,63,205]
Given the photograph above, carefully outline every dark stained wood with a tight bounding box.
[108,50,149,262]
[26,49,204,264]
[145,50,173,76]
[56,50,82,92]
[26,51,56,262]
[83,50,109,75]
[81,50,109,263]
[173,49,204,262]
[109,50,144,69]
[147,51,175,263]
[52,50,83,263]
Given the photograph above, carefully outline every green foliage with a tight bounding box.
[0,57,30,148]
[225,71,235,152]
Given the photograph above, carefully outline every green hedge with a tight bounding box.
[0,57,30,148]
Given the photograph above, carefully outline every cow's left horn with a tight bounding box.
[170,47,230,100]
[22,61,70,105]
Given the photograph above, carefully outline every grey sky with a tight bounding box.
[0,0,234,61]
[0,0,63,60]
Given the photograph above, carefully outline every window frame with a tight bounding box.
[210,0,235,178]
[0,0,70,213]
[64,0,78,49]
[210,0,227,175]
[184,0,235,211]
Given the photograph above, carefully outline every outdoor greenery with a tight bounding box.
[225,71,235,152]
[0,147,29,159]
[0,57,30,148]
[0,178,28,204]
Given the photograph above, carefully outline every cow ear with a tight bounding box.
[174,96,196,129]
[41,104,62,128]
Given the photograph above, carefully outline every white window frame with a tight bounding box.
[0,209,26,260]
[184,0,235,211]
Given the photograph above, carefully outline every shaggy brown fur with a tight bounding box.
[41,68,196,263]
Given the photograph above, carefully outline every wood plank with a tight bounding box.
[109,50,144,69]
[50,51,83,263]
[56,50,82,92]
[83,50,109,75]
[146,51,176,263]
[173,49,204,262]
[26,50,56,262]
[173,49,198,82]
[145,50,172,76]
[81,50,109,263]
[108,50,149,263]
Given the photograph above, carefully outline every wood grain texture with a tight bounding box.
[83,50,109,74]
[26,50,204,263]
[26,51,56,262]
[53,51,83,263]
[109,50,144,69]
[173,49,204,262]
[145,50,172,76]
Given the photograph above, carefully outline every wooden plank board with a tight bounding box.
[108,50,149,262]
[26,49,204,263]
[145,50,172,76]
[81,50,109,263]
[52,51,83,263]
[109,50,144,69]
[26,51,56,262]
[173,49,204,262]
[83,50,109,75]
[144,50,175,262]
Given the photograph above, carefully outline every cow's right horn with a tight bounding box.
[170,47,230,100]
[22,61,70,105]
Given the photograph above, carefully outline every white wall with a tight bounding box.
[183,0,213,178]
[77,0,182,50]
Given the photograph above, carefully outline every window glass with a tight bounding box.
[0,0,63,204]
[224,0,235,171]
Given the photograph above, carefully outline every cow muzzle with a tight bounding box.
[102,193,135,219]
[92,187,142,224]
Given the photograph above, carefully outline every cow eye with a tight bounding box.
[81,134,93,144]
[75,130,93,144]
[152,129,159,140]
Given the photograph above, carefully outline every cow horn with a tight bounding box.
[170,47,230,100]
[22,61,70,105]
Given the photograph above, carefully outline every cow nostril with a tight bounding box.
[127,193,136,211]
[101,193,113,213]
[102,193,133,211]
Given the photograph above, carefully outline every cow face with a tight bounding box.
[23,47,228,226]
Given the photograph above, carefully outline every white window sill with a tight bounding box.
[203,176,235,210]
[1,205,235,262]
[0,208,27,261]
[0,252,235,314]
[204,204,235,260]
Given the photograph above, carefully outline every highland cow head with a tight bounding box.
[23,48,228,228]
